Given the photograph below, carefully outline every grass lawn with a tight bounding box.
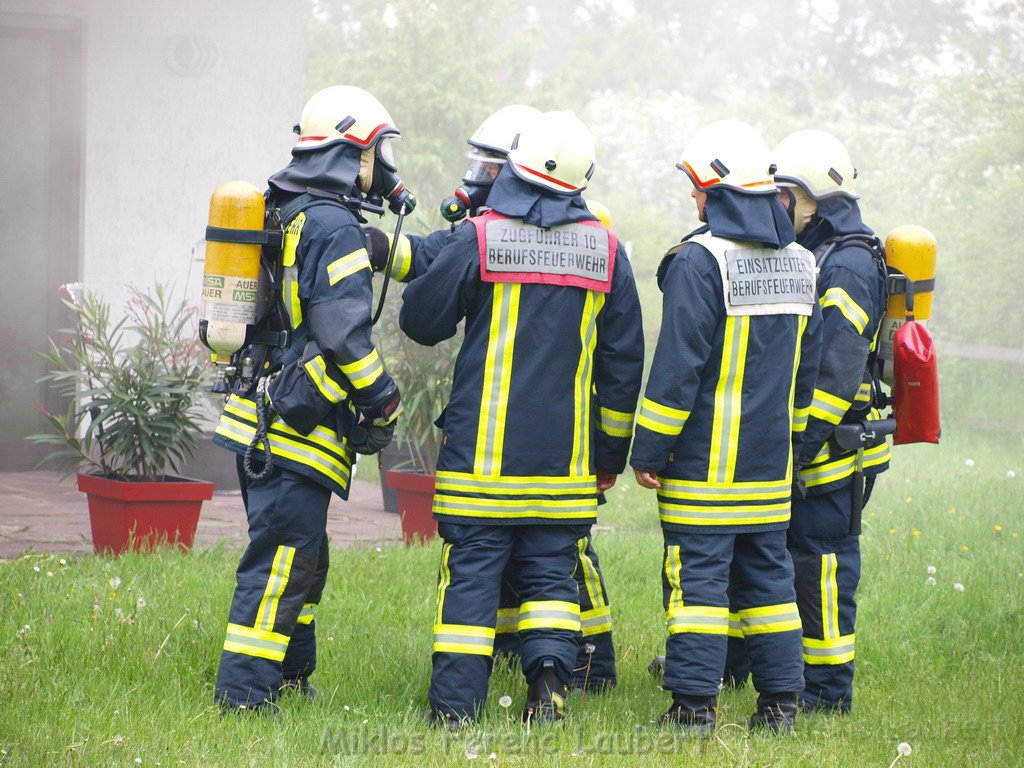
[1,359,1022,767]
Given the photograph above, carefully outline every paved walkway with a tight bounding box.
[0,471,400,559]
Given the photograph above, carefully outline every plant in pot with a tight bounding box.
[28,283,214,554]
[374,302,458,545]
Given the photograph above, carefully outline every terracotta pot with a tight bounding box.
[77,473,214,555]
[384,469,436,545]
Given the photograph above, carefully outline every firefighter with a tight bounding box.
[399,110,643,726]
[631,119,823,735]
[367,106,620,689]
[212,85,408,712]
[769,130,891,712]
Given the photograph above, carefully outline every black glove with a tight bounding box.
[363,226,391,273]
[348,419,395,455]
[792,466,807,501]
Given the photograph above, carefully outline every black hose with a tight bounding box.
[243,377,274,481]
[371,204,407,326]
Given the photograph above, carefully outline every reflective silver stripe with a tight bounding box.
[339,350,384,389]
[712,316,746,483]
[821,287,868,333]
[658,502,789,525]
[433,494,597,518]
[495,610,519,633]
[823,554,839,639]
[573,293,600,475]
[217,419,352,484]
[738,608,802,630]
[327,248,370,284]
[667,614,729,628]
[658,479,790,500]
[435,472,596,495]
[478,284,517,475]
[809,390,849,422]
[518,607,581,630]
[803,640,855,659]
[581,607,612,636]
[637,399,688,434]
[224,629,288,656]
[598,407,634,437]
[432,632,494,649]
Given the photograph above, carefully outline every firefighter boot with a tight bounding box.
[748,692,799,735]
[647,655,666,679]
[660,693,717,737]
[280,677,318,699]
[523,660,567,726]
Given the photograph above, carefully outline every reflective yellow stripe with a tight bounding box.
[282,213,304,327]
[792,406,810,433]
[339,348,384,389]
[658,501,791,527]
[802,440,891,487]
[435,471,596,496]
[664,545,683,611]
[433,493,598,520]
[387,233,413,281]
[820,554,839,640]
[255,545,295,632]
[433,623,495,655]
[658,477,790,502]
[327,247,371,285]
[637,397,690,435]
[789,315,809,476]
[708,316,748,483]
[223,623,289,662]
[571,291,604,475]
[821,287,868,334]
[854,382,872,403]
[598,406,634,438]
[728,611,743,638]
[737,603,802,635]
[577,537,604,609]
[474,283,520,475]
[495,608,519,634]
[435,543,453,626]
[296,603,315,625]
[304,355,348,403]
[223,397,351,461]
[518,600,581,632]
[581,606,613,637]
[803,634,855,665]
[809,388,851,425]
[666,605,730,635]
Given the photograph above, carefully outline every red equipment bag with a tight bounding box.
[892,320,941,445]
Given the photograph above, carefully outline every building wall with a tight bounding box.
[0,0,306,310]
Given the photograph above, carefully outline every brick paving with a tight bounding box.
[0,471,400,559]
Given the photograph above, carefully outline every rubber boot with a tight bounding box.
[280,676,318,699]
[660,693,717,737]
[522,660,567,726]
[748,691,799,734]
[647,655,666,679]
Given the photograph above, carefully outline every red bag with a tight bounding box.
[892,320,941,445]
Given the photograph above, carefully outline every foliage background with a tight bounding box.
[309,0,1023,352]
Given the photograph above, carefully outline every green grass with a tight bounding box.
[1,361,1022,767]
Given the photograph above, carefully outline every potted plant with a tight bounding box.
[374,304,458,545]
[28,283,213,554]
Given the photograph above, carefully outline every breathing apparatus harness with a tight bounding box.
[205,186,407,481]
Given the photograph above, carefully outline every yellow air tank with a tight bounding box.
[878,224,937,384]
[201,181,265,370]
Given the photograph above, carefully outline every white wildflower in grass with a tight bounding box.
[466,748,479,760]
[926,577,937,586]
[927,565,937,575]
[136,597,147,609]
[16,624,30,639]
[33,566,40,573]
[135,759,142,765]
[498,695,513,708]
[898,742,912,756]
[953,583,965,592]
[584,643,597,655]
[47,571,54,577]
[1007,470,1017,479]
[59,558,67,565]
[965,459,974,467]
[109,577,121,589]
[375,547,382,553]
[343,705,350,711]
[114,608,125,621]
[489,753,498,760]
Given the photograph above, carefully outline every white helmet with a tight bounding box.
[506,110,596,195]
[676,119,776,195]
[773,129,859,200]
[467,104,541,160]
[293,85,400,151]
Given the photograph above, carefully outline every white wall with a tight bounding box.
[0,0,306,311]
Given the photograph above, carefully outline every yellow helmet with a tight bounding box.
[586,199,613,228]
[506,110,596,195]
[294,85,400,151]
[676,119,776,195]
[773,129,859,200]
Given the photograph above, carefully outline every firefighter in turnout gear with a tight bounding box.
[366,106,621,688]
[399,111,644,726]
[212,85,408,711]
[631,119,823,735]
[741,129,891,713]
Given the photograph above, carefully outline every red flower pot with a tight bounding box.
[384,469,437,545]
[77,473,214,555]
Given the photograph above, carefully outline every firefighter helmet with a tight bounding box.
[773,129,859,200]
[293,85,400,152]
[467,104,541,160]
[677,119,776,195]
[506,110,596,195]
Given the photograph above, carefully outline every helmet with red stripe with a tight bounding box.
[293,85,400,152]
[677,119,776,195]
[506,110,595,195]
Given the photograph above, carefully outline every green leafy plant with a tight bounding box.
[28,284,209,482]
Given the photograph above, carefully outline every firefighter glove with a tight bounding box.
[348,419,395,455]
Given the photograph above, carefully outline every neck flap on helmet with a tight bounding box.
[268,142,363,199]
[798,195,873,251]
[484,165,595,228]
[703,187,795,249]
